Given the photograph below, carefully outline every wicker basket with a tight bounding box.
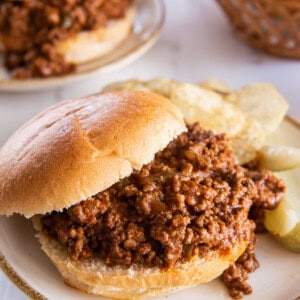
[217,0,300,59]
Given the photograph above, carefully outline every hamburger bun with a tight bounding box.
[0,91,185,217]
[33,216,248,299]
[0,6,135,65]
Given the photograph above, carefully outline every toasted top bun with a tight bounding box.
[0,91,186,217]
[0,6,135,64]
[33,216,249,299]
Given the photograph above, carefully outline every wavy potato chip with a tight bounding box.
[146,77,175,98]
[169,82,246,136]
[224,92,239,104]
[199,79,232,95]
[232,119,266,164]
[219,83,288,135]
[103,77,176,98]
[102,79,150,93]
[235,83,288,134]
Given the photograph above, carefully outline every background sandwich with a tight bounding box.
[0,0,134,78]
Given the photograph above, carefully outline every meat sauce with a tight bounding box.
[42,123,285,299]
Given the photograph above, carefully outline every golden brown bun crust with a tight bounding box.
[33,217,249,299]
[0,91,185,217]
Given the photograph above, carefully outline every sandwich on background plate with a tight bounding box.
[0,0,135,78]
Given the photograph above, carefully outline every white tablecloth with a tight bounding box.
[0,0,299,299]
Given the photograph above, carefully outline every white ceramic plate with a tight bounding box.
[0,117,299,300]
[0,0,165,91]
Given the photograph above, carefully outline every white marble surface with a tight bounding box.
[0,1,300,299]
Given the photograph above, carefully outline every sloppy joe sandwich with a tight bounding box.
[0,0,134,78]
[0,90,285,299]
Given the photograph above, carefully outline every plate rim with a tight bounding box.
[0,0,166,92]
[0,115,299,300]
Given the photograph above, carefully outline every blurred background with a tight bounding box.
[0,0,300,299]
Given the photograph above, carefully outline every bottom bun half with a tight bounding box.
[33,217,248,299]
[56,6,135,64]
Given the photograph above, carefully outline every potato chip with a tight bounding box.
[102,79,150,93]
[235,83,288,133]
[169,82,246,136]
[232,118,266,164]
[224,92,239,104]
[146,77,175,98]
[199,78,232,95]
[102,77,176,97]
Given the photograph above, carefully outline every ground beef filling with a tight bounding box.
[222,232,259,299]
[222,168,285,299]
[41,123,285,298]
[0,0,132,78]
